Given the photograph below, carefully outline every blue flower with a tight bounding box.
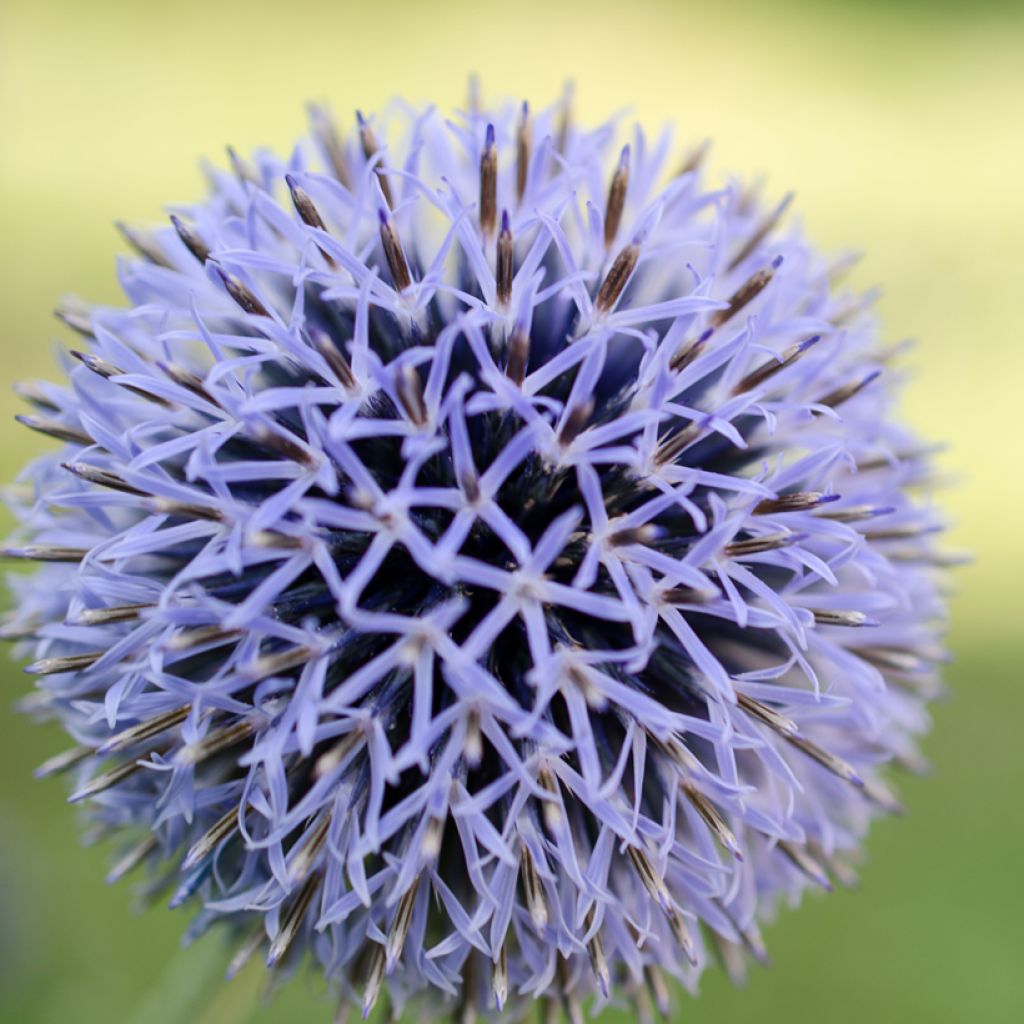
[3,92,949,1020]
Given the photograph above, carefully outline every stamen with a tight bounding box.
[69,757,146,803]
[183,803,247,870]
[12,381,58,411]
[289,811,331,884]
[496,210,514,307]
[520,844,548,931]
[669,327,713,373]
[150,497,225,523]
[99,704,191,754]
[106,833,159,884]
[816,370,880,410]
[165,625,239,653]
[479,124,497,238]
[731,335,820,396]
[492,942,508,1010]
[727,192,793,271]
[385,876,420,969]
[169,214,211,263]
[250,424,316,467]
[584,906,610,996]
[310,327,356,390]
[175,718,258,765]
[15,414,91,446]
[736,693,799,738]
[286,175,337,267]
[505,323,529,386]
[681,781,742,859]
[777,840,832,891]
[309,104,352,189]
[594,243,639,314]
[357,111,393,208]
[214,267,271,317]
[2,544,89,563]
[515,102,531,203]
[604,145,630,249]
[724,531,796,558]
[814,503,894,523]
[116,222,172,268]
[753,491,831,514]
[26,651,102,675]
[54,305,94,337]
[71,350,174,408]
[557,399,594,448]
[35,744,94,779]
[555,81,574,157]
[267,870,323,967]
[678,139,710,177]
[227,146,261,187]
[362,944,387,1018]
[226,927,266,980]
[62,462,146,497]
[710,258,781,328]
[396,363,427,426]
[811,609,872,627]
[378,210,411,292]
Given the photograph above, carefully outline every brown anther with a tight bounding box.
[479,125,498,238]
[15,414,91,446]
[505,324,529,386]
[816,371,880,410]
[495,214,515,308]
[227,146,261,187]
[515,103,531,203]
[604,145,630,249]
[710,262,778,328]
[724,531,796,558]
[267,870,323,966]
[310,328,356,390]
[669,328,712,373]
[678,139,710,177]
[100,704,191,754]
[286,175,337,267]
[731,336,819,396]
[116,222,172,268]
[727,192,793,271]
[176,718,259,765]
[594,243,639,314]
[358,112,394,208]
[379,213,412,292]
[2,544,89,563]
[385,876,420,969]
[216,268,271,317]
[309,104,352,189]
[396,363,427,426]
[753,491,827,515]
[170,214,211,264]
[35,744,94,779]
[520,843,549,931]
[557,399,594,448]
[25,651,102,676]
[70,757,147,803]
[62,462,146,497]
[251,424,316,466]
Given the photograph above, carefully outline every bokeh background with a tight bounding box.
[1,0,1020,1020]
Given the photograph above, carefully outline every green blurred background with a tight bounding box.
[0,0,1020,1020]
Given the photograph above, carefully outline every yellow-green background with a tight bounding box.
[1,0,1020,1020]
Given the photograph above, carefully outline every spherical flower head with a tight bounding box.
[3,92,950,1020]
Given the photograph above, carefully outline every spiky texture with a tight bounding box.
[3,94,949,1020]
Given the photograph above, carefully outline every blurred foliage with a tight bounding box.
[1,0,1020,1021]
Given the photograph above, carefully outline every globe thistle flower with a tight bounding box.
[3,90,950,1021]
